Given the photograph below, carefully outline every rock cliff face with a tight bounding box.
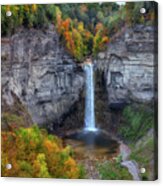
[95,25,157,107]
[1,25,157,130]
[1,29,84,129]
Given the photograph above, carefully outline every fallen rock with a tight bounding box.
[119,142,131,161]
[121,160,141,181]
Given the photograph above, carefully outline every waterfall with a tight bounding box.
[84,63,97,131]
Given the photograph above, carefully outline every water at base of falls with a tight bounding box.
[64,130,119,160]
[83,63,98,132]
[84,127,98,132]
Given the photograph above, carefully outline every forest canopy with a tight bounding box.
[1,2,156,62]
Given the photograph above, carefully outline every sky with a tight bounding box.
[99,1,126,6]
[116,2,126,6]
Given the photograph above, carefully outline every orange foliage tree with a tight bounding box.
[55,6,109,62]
[1,125,85,178]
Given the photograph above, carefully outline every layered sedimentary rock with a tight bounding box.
[1,29,84,128]
[95,25,157,107]
[1,25,157,129]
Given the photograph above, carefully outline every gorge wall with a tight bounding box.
[1,25,157,130]
[1,29,84,130]
[95,25,157,108]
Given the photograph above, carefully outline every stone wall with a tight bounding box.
[95,25,157,107]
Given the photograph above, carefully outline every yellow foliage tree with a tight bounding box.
[1,126,85,178]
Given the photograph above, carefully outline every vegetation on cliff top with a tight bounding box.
[2,2,156,62]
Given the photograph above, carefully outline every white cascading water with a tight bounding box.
[84,63,97,131]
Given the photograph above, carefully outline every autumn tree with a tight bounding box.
[2,3,156,58]
[55,6,109,63]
